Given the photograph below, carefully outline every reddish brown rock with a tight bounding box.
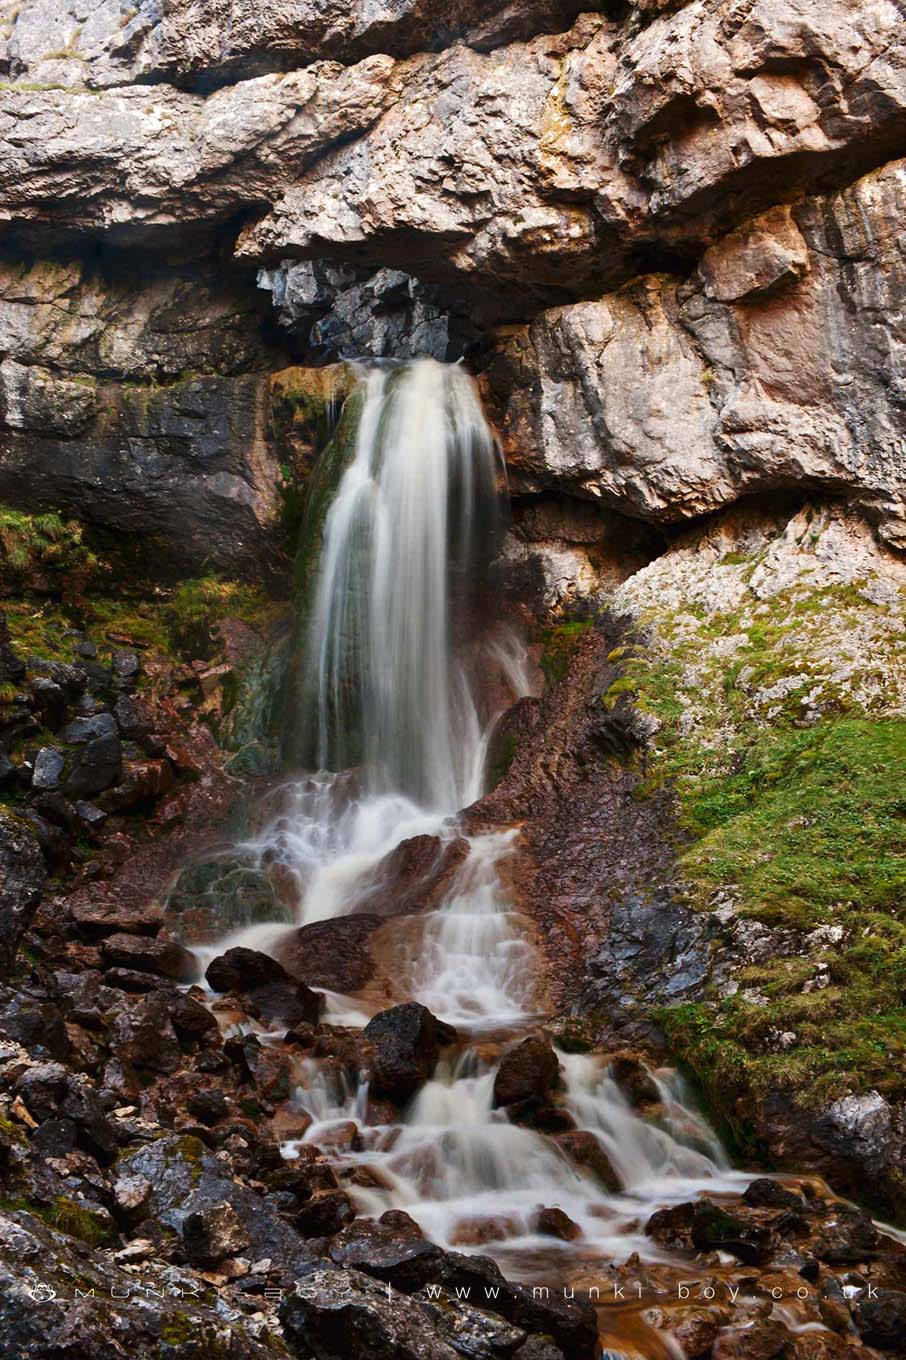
[276,914,381,992]
[101,931,198,982]
[493,1035,560,1108]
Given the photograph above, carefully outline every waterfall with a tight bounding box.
[197,358,746,1297]
[293,359,503,812]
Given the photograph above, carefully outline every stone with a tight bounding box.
[280,1266,459,1360]
[712,1320,787,1360]
[109,991,182,1073]
[205,947,288,993]
[363,1003,457,1101]
[61,713,118,745]
[112,1173,153,1223]
[554,1131,620,1193]
[182,1200,251,1266]
[813,1091,893,1177]
[743,1179,805,1211]
[29,677,66,730]
[70,895,164,937]
[97,759,174,812]
[0,810,46,975]
[856,1289,906,1350]
[328,1215,444,1291]
[531,1206,582,1241]
[276,914,381,992]
[294,1189,356,1238]
[64,732,122,798]
[187,1089,229,1126]
[607,1052,660,1109]
[100,932,198,982]
[493,1035,560,1108]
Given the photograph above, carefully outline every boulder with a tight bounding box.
[101,932,197,982]
[531,1206,581,1241]
[328,1214,444,1291]
[64,732,122,798]
[493,1035,560,1108]
[181,1200,251,1265]
[363,1003,457,1101]
[280,1266,459,1360]
[276,914,381,992]
[856,1289,906,1350]
[554,1131,620,1193]
[97,758,174,812]
[0,810,46,975]
[205,947,288,993]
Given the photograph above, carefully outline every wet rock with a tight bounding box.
[532,1206,582,1241]
[204,946,321,1022]
[101,931,197,982]
[811,1206,881,1263]
[363,1002,457,1101]
[280,1265,459,1360]
[813,1091,893,1178]
[109,991,182,1073]
[493,1035,560,1108]
[425,1295,527,1357]
[119,1132,311,1269]
[294,1189,356,1238]
[554,1131,620,1192]
[743,1178,806,1211]
[645,1200,771,1265]
[712,1320,787,1360]
[0,809,46,975]
[356,834,471,917]
[856,1288,906,1350]
[0,990,68,1059]
[276,914,381,992]
[64,731,122,798]
[205,946,288,993]
[608,1052,661,1109]
[168,991,219,1040]
[187,1089,228,1126]
[328,1214,444,1290]
[430,1252,598,1357]
[70,894,164,937]
[182,1200,251,1265]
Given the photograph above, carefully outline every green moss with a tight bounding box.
[2,1195,112,1246]
[539,619,594,686]
[605,551,906,1120]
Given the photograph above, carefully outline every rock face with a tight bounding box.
[491,161,906,547]
[0,3,903,562]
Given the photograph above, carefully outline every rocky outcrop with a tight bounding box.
[1,0,591,91]
[491,160,906,547]
[0,3,904,563]
[0,256,290,571]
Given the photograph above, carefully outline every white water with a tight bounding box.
[204,358,745,1285]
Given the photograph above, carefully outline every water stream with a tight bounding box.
[199,359,753,1353]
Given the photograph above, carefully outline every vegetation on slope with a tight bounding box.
[602,509,906,1137]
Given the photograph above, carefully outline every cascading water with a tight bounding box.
[199,358,750,1352]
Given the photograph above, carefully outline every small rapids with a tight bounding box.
[198,358,752,1350]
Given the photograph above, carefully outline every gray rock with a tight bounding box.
[280,1266,460,1360]
[30,746,65,792]
[181,1200,251,1265]
[0,810,46,975]
[61,713,117,745]
[119,1134,312,1271]
[813,1091,893,1176]
[64,732,122,798]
